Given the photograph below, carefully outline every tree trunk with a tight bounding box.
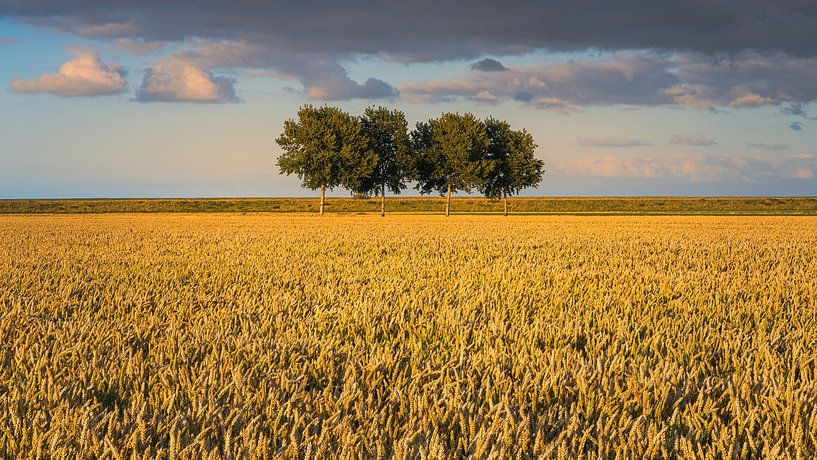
[320,185,325,215]
[446,183,452,217]
[504,193,509,217]
[381,183,386,217]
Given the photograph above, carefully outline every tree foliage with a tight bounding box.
[276,105,376,191]
[479,117,544,199]
[410,112,491,196]
[276,107,544,212]
[350,106,411,196]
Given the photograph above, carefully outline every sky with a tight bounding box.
[0,1,816,198]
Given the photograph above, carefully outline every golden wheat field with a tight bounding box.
[1,214,816,459]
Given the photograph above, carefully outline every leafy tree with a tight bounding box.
[410,112,490,216]
[351,106,411,217]
[276,105,376,215]
[479,117,544,216]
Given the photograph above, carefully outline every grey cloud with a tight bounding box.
[400,55,677,108]
[553,153,817,182]
[158,40,400,101]
[577,137,652,147]
[669,54,817,109]
[113,38,168,55]
[400,52,817,111]
[7,2,817,104]
[302,75,399,101]
[790,122,804,131]
[513,91,534,102]
[747,142,790,151]
[0,37,20,45]
[670,134,717,146]
[471,58,508,72]
[6,1,817,59]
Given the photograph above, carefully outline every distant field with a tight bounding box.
[2,196,817,215]
[1,214,816,457]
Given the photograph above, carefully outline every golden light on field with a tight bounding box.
[1,215,816,458]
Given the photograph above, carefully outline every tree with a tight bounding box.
[351,106,411,217]
[479,117,544,216]
[276,105,376,215]
[410,112,490,216]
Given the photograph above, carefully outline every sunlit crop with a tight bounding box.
[1,214,816,458]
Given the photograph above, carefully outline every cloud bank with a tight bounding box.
[4,1,817,103]
[553,153,817,182]
[5,1,817,59]
[399,53,817,112]
[7,49,126,97]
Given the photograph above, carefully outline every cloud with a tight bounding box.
[134,39,399,102]
[400,52,817,111]
[577,137,652,147]
[303,76,398,101]
[747,142,789,151]
[400,55,677,109]
[7,48,127,97]
[670,134,717,146]
[134,59,239,103]
[113,38,168,55]
[790,122,804,131]
[75,20,138,38]
[8,2,817,60]
[7,3,817,106]
[553,153,817,182]
[0,38,20,46]
[470,58,508,72]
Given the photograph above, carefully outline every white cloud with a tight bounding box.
[135,58,240,103]
[8,48,127,97]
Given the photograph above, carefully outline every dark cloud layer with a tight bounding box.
[4,1,817,58]
[5,1,817,102]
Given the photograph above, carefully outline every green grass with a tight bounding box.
[1,196,817,215]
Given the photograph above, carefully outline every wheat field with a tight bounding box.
[1,214,816,458]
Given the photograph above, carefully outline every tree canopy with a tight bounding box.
[410,112,491,197]
[479,117,544,199]
[350,106,411,197]
[276,105,376,192]
[275,106,544,215]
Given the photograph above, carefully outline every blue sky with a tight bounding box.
[1,3,816,198]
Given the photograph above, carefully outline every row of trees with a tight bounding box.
[276,105,544,216]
